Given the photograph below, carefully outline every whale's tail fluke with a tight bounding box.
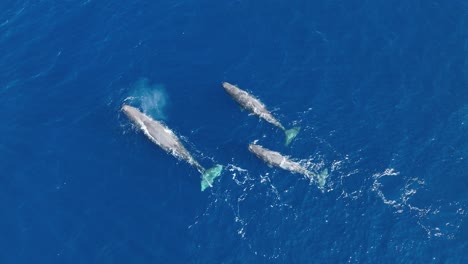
[285,127,300,146]
[201,164,223,191]
[317,168,329,188]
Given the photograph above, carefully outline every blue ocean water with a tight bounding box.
[1,0,467,263]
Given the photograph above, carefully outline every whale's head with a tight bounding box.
[121,104,142,124]
[222,82,238,95]
[121,104,131,112]
[121,104,135,116]
[248,143,261,154]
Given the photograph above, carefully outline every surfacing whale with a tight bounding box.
[248,143,328,188]
[222,82,300,146]
[122,104,223,191]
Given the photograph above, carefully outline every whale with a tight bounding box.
[248,143,328,188]
[222,82,300,146]
[122,105,223,191]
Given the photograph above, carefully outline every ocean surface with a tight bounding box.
[1,0,467,263]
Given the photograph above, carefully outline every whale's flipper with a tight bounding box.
[317,168,329,188]
[285,127,300,146]
[201,164,223,191]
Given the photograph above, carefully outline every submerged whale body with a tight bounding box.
[222,82,300,146]
[248,143,328,188]
[122,105,223,191]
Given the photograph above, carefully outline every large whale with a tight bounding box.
[222,82,300,146]
[248,143,328,188]
[122,105,223,191]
